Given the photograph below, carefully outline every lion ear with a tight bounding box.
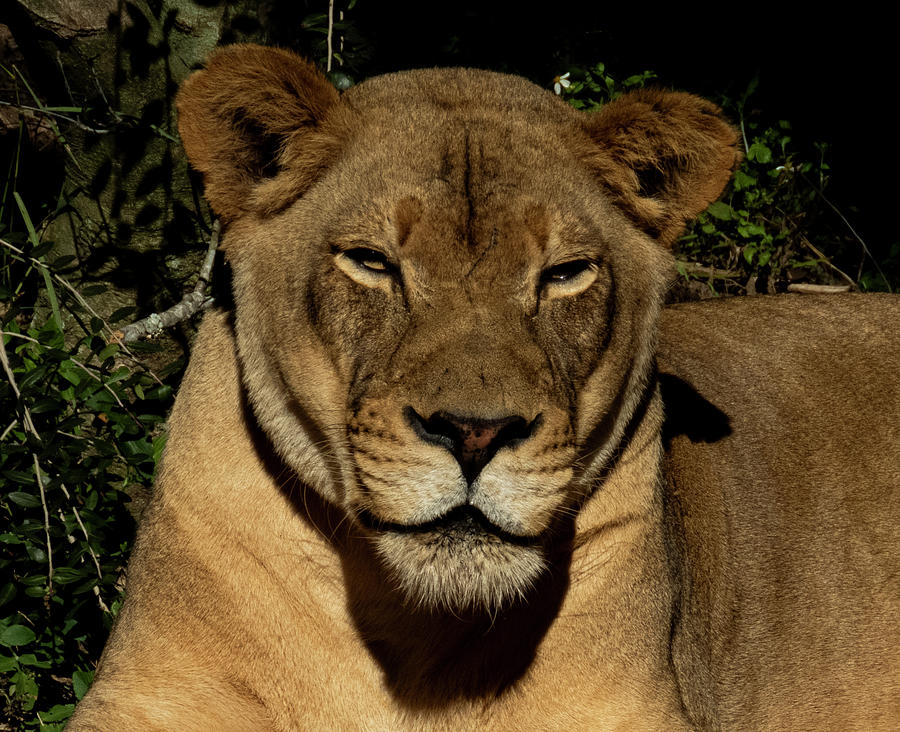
[581,89,741,247]
[177,44,341,223]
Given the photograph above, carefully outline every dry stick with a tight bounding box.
[800,235,858,289]
[786,283,851,294]
[0,333,52,593]
[115,219,220,342]
[31,454,54,594]
[677,260,742,279]
[0,100,112,135]
[1,419,18,441]
[327,0,335,73]
[56,481,109,611]
[0,237,163,384]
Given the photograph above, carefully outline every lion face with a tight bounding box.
[177,49,739,612]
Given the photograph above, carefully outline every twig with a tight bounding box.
[327,0,335,73]
[0,100,112,135]
[32,454,54,595]
[676,260,741,279]
[0,331,38,436]
[786,283,852,294]
[56,50,76,106]
[115,219,220,343]
[1,419,18,441]
[799,236,857,289]
[57,480,106,601]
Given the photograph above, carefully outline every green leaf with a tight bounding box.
[705,201,734,221]
[17,653,51,668]
[3,470,36,485]
[0,654,17,672]
[52,567,89,585]
[98,343,119,361]
[7,491,42,508]
[52,255,78,269]
[58,360,84,386]
[13,192,40,247]
[26,543,47,563]
[0,624,36,647]
[73,669,95,700]
[747,142,773,164]
[40,703,75,723]
[30,397,66,413]
[0,582,16,606]
[732,169,757,191]
[10,668,38,710]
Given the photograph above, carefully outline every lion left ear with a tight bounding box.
[580,89,741,247]
[177,44,342,224]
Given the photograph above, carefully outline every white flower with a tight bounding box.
[553,73,571,95]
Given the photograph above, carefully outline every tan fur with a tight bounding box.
[70,46,899,730]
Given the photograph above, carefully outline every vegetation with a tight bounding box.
[559,64,897,297]
[0,7,895,729]
[1,199,179,726]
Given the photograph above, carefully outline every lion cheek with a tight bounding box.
[471,463,575,537]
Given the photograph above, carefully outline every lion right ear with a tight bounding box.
[579,89,741,248]
[177,44,342,223]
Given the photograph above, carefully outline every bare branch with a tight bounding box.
[786,283,852,294]
[676,260,742,279]
[1,419,18,441]
[327,0,335,73]
[32,454,54,595]
[114,220,221,343]
[0,99,112,135]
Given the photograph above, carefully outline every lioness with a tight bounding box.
[70,45,899,730]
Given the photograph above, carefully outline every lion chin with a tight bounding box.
[365,506,548,613]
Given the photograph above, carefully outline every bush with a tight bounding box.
[0,198,179,727]
[557,65,898,295]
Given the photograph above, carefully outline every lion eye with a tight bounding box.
[342,247,392,274]
[541,259,593,284]
[539,259,598,299]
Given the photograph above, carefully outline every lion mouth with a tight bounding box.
[357,504,539,547]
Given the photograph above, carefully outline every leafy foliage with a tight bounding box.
[1,200,179,726]
[557,67,898,295]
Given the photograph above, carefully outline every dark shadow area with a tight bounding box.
[659,372,732,449]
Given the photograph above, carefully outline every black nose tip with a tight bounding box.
[405,408,535,483]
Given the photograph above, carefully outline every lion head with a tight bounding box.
[176,45,739,613]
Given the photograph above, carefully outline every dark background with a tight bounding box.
[315,3,891,259]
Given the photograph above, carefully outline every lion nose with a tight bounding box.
[405,409,534,484]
